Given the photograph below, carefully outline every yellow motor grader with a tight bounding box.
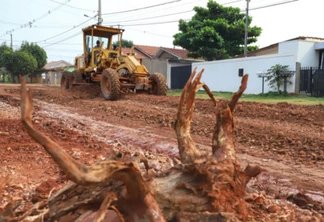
[61,25,168,100]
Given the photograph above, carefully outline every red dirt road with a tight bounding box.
[0,84,324,220]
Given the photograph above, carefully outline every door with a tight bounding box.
[170,65,191,89]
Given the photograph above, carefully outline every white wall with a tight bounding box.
[193,54,296,94]
[297,41,319,67]
[278,40,299,55]
[192,40,320,94]
[279,40,319,67]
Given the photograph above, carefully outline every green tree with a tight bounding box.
[114,39,134,48]
[10,50,37,77]
[0,44,13,68]
[173,0,262,61]
[265,64,291,93]
[20,41,47,69]
[0,42,46,82]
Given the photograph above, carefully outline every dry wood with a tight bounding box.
[19,76,166,222]
[174,68,204,163]
[95,193,119,222]
[1,71,261,221]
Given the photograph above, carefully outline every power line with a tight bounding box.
[3,0,298,53]
[0,20,21,25]
[127,27,173,38]
[101,0,198,26]
[103,10,193,25]
[31,25,74,29]
[101,0,181,15]
[249,0,298,11]
[41,31,82,48]
[37,1,183,44]
[101,1,249,27]
[115,0,201,19]
[0,38,82,45]
[105,0,298,27]
[36,16,94,43]
[109,19,191,27]
[222,0,243,5]
[0,0,70,38]
[48,0,96,12]
[102,0,243,28]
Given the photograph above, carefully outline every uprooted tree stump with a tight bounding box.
[1,69,261,222]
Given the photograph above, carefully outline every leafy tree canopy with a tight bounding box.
[0,44,13,68]
[0,42,47,79]
[20,41,47,70]
[114,39,134,48]
[10,50,37,76]
[173,0,262,61]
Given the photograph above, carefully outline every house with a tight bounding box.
[121,45,160,60]
[121,45,203,89]
[43,60,73,85]
[192,36,324,95]
[127,45,203,89]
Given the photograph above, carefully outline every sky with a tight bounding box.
[0,0,323,64]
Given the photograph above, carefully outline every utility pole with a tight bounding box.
[244,0,250,57]
[98,0,102,25]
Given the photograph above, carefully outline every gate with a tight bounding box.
[300,67,324,97]
[170,65,191,89]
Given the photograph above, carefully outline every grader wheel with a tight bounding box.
[149,73,168,96]
[100,68,121,101]
[60,72,70,90]
[69,70,83,88]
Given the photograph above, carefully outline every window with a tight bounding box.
[238,68,244,77]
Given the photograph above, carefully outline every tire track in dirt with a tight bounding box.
[2,88,324,209]
[32,98,324,204]
[36,99,181,157]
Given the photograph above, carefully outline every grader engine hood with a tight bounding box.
[124,56,149,75]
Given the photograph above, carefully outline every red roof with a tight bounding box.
[160,47,189,59]
[121,47,152,59]
[44,60,72,69]
[287,36,324,42]
[135,45,160,57]
[121,45,191,60]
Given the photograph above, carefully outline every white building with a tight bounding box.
[192,37,324,94]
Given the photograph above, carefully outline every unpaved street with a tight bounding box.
[1,84,324,220]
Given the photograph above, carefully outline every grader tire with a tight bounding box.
[100,68,121,101]
[149,73,168,96]
[60,72,70,90]
[69,70,83,88]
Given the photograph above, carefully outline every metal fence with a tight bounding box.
[300,67,324,97]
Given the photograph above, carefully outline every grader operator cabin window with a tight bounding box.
[86,36,109,51]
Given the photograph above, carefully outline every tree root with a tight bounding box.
[0,72,261,221]
[19,75,166,222]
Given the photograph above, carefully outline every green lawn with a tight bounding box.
[167,90,324,105]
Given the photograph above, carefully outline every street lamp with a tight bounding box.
[84,0,102,25]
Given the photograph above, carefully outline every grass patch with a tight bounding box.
[167,90,324,105]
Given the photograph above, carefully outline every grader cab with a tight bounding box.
[61,25,167,100]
